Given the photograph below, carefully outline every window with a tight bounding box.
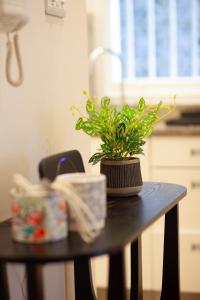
[106,0,200,104]
[119,0,200,79]
[87,0,200,104]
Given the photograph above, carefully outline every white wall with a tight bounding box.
[0,1,90,300]
[0,0,90,222]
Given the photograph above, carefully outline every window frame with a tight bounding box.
[87,0,200,106]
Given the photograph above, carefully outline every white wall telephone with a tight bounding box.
[0,0,29,87]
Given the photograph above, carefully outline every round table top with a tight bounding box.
[0,182,186,263]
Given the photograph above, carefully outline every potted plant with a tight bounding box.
[72,92,175,197]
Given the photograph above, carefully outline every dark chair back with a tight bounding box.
[38,150,85,181]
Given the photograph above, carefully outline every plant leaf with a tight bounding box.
[101,96,110,108]
[75,117,84,130]
[138,97,146,112]
[86,99,95,113]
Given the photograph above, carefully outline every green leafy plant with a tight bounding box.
[71,92,176,165]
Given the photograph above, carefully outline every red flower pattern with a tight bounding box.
[33,228,46,241]
[26,212,42,225]
[11,200,21,215]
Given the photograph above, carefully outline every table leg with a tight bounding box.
[26,263,44,300]
[0,263,9,300]
[74,257,96,300]
[108,249,126,300]
[161,204,180,300]
[130,237,143,300]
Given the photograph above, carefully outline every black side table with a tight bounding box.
[0,182,186,300]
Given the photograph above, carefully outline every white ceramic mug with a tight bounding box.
[56,173,106,231]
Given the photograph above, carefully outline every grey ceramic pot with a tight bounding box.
[100,158,143,197]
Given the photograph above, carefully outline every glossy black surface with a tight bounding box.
[0,263,9,300]
[130,238,143,300]
[161,205,180,300]
[108,249,126,300]
[0,182,186,263]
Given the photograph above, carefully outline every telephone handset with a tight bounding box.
[0,0,29,87]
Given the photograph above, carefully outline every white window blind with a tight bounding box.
[119,0,200,79]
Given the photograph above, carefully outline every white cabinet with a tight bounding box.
[151,136,200,167]
[150,136,200,293]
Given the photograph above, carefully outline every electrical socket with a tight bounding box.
[45,0,66,18]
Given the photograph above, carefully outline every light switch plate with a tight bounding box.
[45,0,66,18]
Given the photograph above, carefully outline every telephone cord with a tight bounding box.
[6,32,24,87]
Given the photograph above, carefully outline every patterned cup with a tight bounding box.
[56,173,106,231]
[11,191,68,243]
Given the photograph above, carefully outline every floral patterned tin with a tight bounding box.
[11,191,68,243]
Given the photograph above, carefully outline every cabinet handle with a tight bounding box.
[190,149,200,156]
[191,243,200,252]
[191,182,200,189]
